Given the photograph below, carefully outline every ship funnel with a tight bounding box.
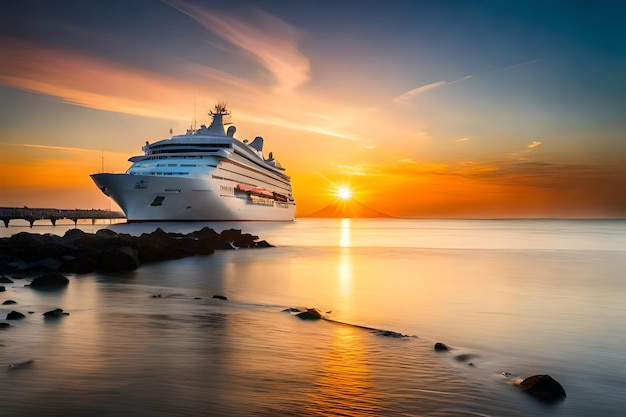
[227,126,236,137]
[249,136,264,151]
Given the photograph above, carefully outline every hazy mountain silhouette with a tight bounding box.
[303,199,393,218]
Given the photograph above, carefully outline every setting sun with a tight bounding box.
[337,187,353,200]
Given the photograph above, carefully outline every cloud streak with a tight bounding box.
[394,75,472,102]
[165,0,309,92]
[0,37,201,121]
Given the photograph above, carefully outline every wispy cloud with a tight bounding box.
[0,142,128,156]
[165,0,309,92]
[528,141,542,149]
[0,37,200,121]
[394,75,472,103]
[0,36,349,139]
[455,137,471,142]
[488,58,544,75]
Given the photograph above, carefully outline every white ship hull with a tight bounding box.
[90,104,296,222]
[91,172,295,222]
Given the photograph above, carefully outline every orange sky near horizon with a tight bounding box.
[1,1,625,218]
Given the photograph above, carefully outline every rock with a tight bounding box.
[6,311,25,320]
[29,272,69,289]
[212,295,228,300]
[96,245,140,271]
[434,342,450,351]
[37,257,63,271]
[2,300,17,305]
[455,353,479,363]
[0,275,13,283]
[0,286,4,292]
[518,374,566,402]
[8,359,35,370]
[0,322,11,329]
[0,227,269,276]
[43,308,69,318]
[296,308,324,320]
[375,330,407,338]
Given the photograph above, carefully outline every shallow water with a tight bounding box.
[1,218,625,416]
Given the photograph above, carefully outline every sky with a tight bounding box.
[1,0,625,218]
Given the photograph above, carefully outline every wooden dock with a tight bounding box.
[0,207,126,228]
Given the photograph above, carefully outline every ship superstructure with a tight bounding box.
[91,104,295,221]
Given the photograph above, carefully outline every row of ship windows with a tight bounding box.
[149,172,189,176]
[217,164,290,190]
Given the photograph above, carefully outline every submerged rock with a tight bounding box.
[6,311,25,320]
[0,275,13,283]
[8,359,35,370]
[434,342,450,351]
[212,295,228,300]
[296,308,324,320]
[29,272,69,289]
[2,300,17,305]
[518,374,566,402]
[43,308,69,318]
[455,353,479,363]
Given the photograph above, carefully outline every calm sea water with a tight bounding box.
[1,218,625,416]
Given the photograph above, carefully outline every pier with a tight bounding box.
[0,207,126,228]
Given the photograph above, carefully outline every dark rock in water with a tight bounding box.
[434,342,450,351]
[43,308,69,318]
[282,307,301,313]
[0,322,11,329]
[296,308,324,320]
[29,272,69,289]
[37,257,63,271]
[0,286,4,292]
[6,311,25,320]
[96,246,140,272]
[455,353,479,363]
[519,374,566,402]
[212,295,228,300]
[2,300,17,305]
[0,275,13,283]
[0,227,271,276]
[8,359,35,370]
[375,330,407,338]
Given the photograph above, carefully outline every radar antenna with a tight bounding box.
[210,102,232,124]
[210,102,230,116]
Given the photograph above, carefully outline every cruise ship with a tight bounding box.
[91,104,295,221]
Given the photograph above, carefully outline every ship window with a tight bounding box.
[150,196,165,206]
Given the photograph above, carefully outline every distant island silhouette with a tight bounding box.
[302,200,393,218]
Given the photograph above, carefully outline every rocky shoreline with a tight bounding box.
[0,227,272,276]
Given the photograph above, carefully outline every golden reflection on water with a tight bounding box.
[339,218,351,248]
[337,218,353,313]
[306,324,380,416]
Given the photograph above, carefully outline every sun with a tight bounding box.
[337,187,353,200]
